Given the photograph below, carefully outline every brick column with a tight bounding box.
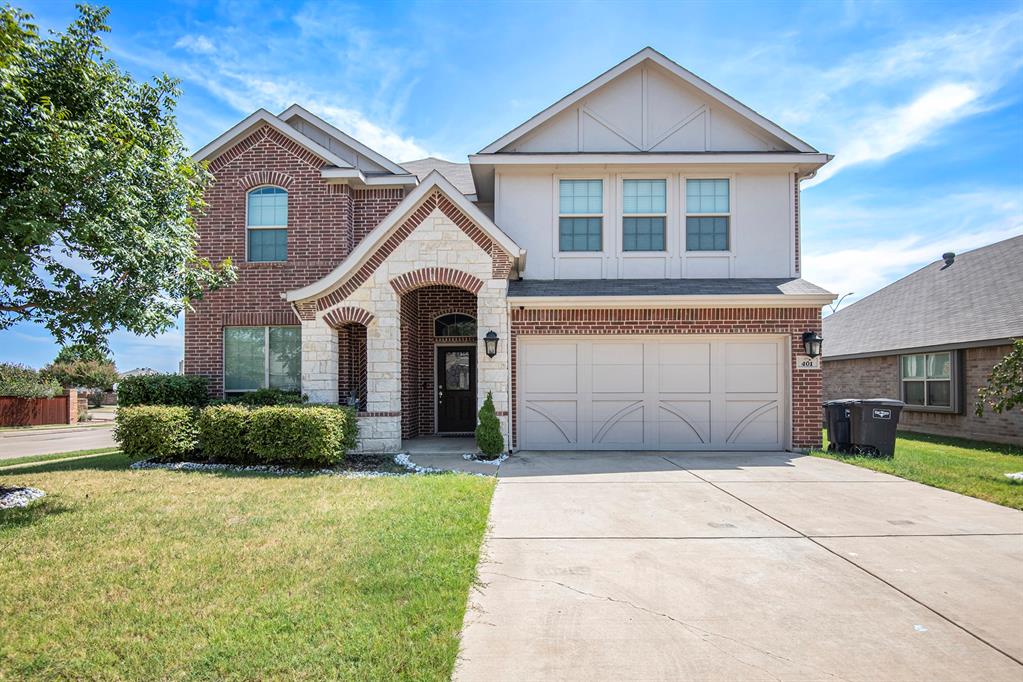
[66,388,78,424]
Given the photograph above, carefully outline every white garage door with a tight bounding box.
[519,337,787,451]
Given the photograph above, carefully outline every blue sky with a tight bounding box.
[5,0,1022,372]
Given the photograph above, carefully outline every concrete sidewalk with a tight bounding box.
[455,452,1023,681]
[0,424,116,460]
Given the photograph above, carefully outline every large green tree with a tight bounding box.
[0,4,234,348]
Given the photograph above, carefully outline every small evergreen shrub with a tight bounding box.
[246,406,347,466]
[227,388,306,407]
[197,404,252,463]
[115,406,197,460]
[475,391,504,459]
[118,374,209,407]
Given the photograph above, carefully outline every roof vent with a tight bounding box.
[940,252,955,270]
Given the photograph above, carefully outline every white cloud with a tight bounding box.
[803,190,1023,310]
[174,35,215,55]
[805,83,980,187]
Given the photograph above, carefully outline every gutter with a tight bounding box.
[506,293,837,309]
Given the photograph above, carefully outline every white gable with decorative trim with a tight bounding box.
[480,47,815,155]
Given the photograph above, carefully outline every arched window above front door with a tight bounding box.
[435,313,476,337]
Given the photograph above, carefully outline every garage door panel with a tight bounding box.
[725,401,780,445]
[658,401,711,445]
[593,401,645,445]
[524,400,578,445]
[519,337,785,451]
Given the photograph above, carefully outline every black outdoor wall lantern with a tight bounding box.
[484,330,499,358]
[802,330,823,358]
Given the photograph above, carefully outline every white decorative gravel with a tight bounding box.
[462,452,509,465]
[0,487,46,509]
[1005,472,1023,482]
[129,453,496,478]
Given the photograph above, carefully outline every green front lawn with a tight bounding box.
[0,447,119,469]
[1,453,495,680]
[815,430,1023,510]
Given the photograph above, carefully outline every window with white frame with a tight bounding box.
[247,187,288,262]
[224,326,301,393]
[900,351,954,408]
[685,179,730,251]
[558,179,603,252]
[622,179,666,252]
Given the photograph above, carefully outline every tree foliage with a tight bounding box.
[0,4,234,347]
[475,391,505,459]
[41,358,118,390]
[0,361,60,398]
[976,339,1023,417]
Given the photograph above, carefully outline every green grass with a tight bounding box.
[815,430,1023,510]
[0,447,120,469]
[0,454,495,680]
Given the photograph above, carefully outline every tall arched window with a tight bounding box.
[247,187,288,262]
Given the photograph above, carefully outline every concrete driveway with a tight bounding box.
[455,452,1023,681]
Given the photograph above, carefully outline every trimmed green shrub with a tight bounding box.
[197,404,252,463]
[227,388,306,407]
[475,391,504,459]
[0,362,60,398]
[118,374,209,407]
[114,406,197,460]
[246,406,347,466]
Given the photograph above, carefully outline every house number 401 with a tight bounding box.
[796,355,821,370]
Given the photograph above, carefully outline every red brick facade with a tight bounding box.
[509,307,824,451]
[823,344,1022,445]
[183,124,405,396]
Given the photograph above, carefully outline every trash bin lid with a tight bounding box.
[859,398,906,407]
[823,398,859,405]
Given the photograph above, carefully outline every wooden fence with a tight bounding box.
[0,390,77,427]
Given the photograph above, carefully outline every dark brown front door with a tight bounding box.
[437,347,475,432]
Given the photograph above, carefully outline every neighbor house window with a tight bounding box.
[559,179,603,252]
[435,314,476,337]
[623,179,666,252]
[224,326,301,393]
[685,179,730,251]
[900,351,954,408]
[247,187,288,262]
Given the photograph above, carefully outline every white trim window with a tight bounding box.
[900,351,954,409]
[247,187,288,262]
[558,179,603,252]
[622,179,667,252]
[685,179,730,251]
[224,326,301,393]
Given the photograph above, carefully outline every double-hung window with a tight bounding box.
[247,187,288,262]
[685,179,730,251]
[900,351,954,409]
[622,179,666,251]
[224,326,301,394]
[559,179,603,252]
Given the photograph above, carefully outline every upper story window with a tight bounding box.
[435,313,476,337]
[685,179,730,251]
[559,179,603,252]
[622,179,666,252]
[901,351,955,409]
[247,187,288,262]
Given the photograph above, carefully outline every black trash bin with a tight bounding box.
[847,399,905,458]
[822,399,856,452]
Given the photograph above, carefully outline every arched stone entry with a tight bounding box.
[399,284,478,439]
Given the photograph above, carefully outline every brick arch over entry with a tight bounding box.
[237,170,295,191]
[389,267,485,295]
[323,306,374,329]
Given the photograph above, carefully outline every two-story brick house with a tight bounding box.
[184,47,836,453]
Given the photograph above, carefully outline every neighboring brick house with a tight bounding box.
[185,47,837,453]
[823,235,1023,446]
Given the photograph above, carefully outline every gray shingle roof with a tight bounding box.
[400,157,476,196]
[823,234,1023,359]
[508,278,831,297]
